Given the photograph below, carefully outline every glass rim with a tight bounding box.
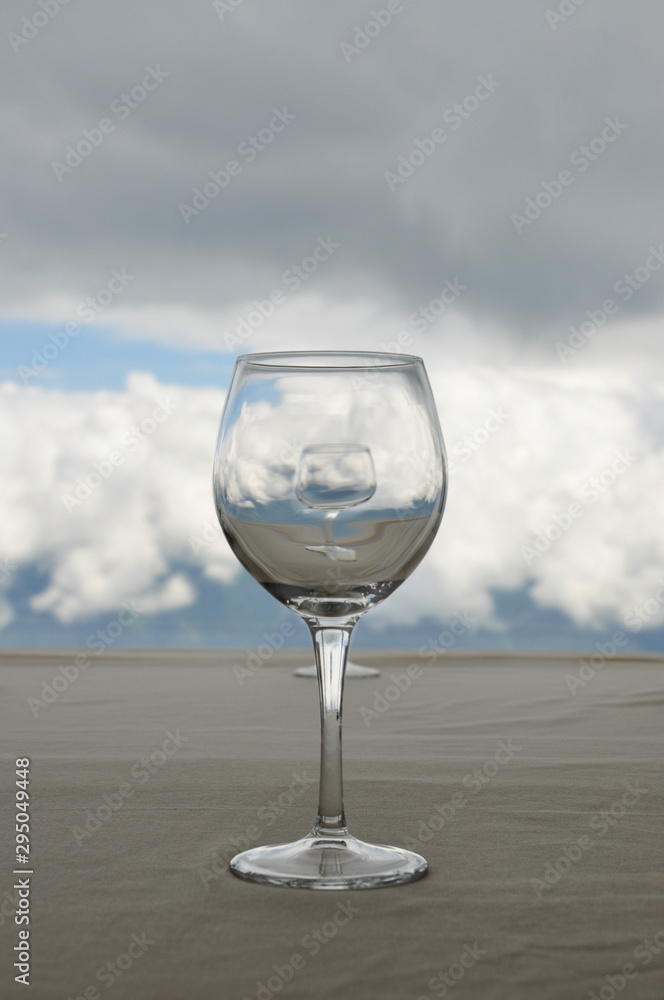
[236,350,424,370]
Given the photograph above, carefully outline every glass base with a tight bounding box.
[230,832,427,889]
[293,660,380,678]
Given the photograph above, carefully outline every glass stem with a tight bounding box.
[310,624,352,836]
[322,510,338,545]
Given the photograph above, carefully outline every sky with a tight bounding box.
[1,0,663,652]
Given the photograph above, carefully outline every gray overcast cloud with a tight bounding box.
[1,0,663,345]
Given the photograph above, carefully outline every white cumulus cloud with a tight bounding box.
[1,359,663,634]
[0,372,236,624]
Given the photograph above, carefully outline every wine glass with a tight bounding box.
[213,351,447,888]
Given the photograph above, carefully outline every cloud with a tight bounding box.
[371,356,664,632]
[1,0,664,346]
[0,373,236,623]
[1,1,663,642]
[1,366,663,634]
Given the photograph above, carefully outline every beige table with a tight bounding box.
[0,649,662,999]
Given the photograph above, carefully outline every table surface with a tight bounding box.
[0,648,662,1000]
